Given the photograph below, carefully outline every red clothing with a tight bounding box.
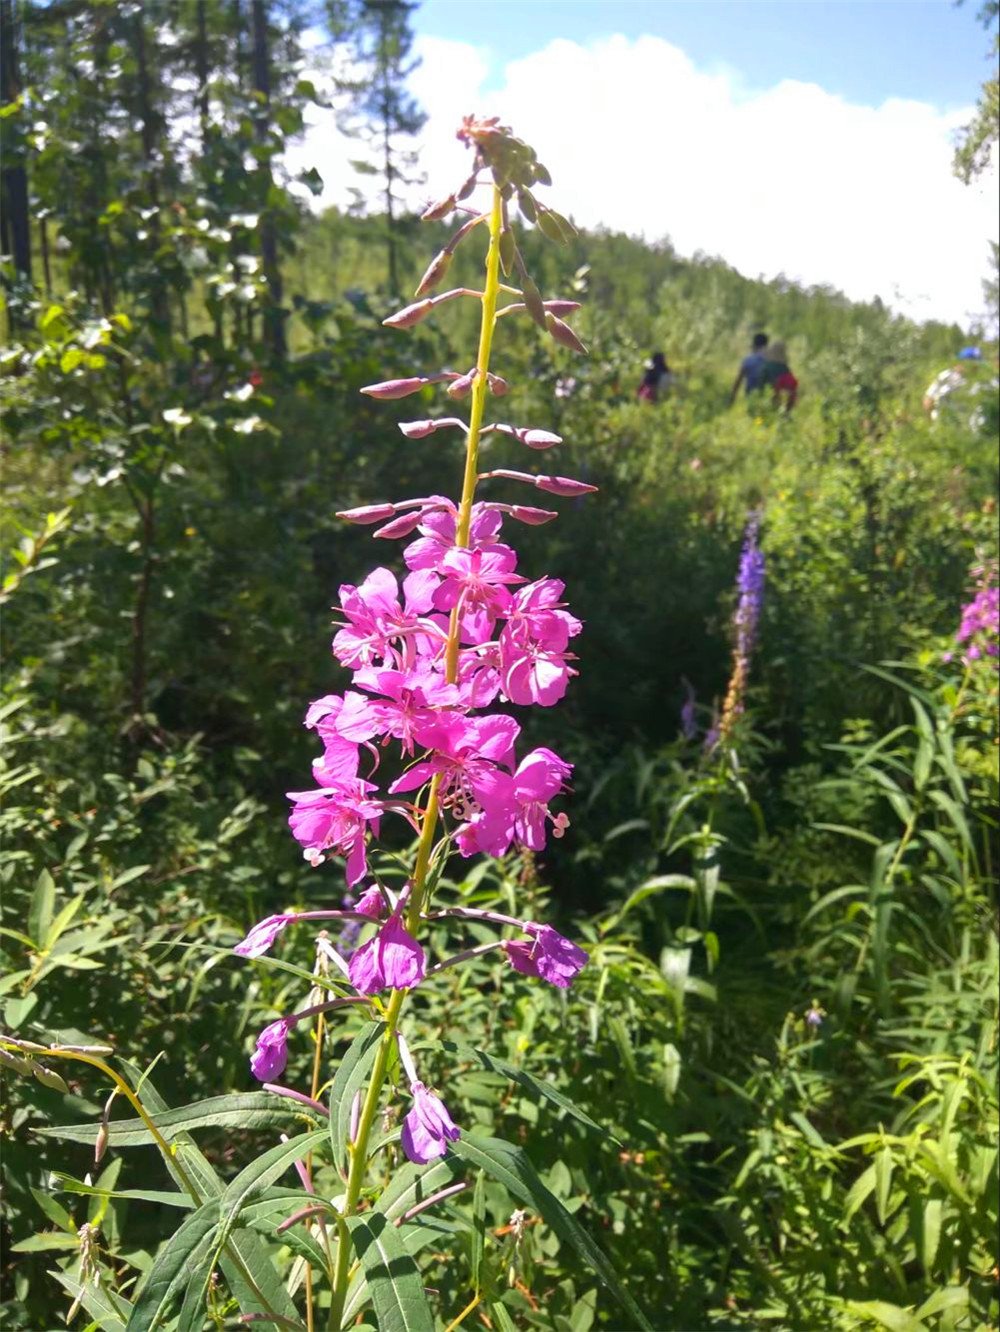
[774,370,798,409]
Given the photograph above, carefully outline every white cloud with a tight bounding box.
[290,32,998,327]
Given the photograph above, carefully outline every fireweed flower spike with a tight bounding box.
[232,118,612,1331]
[718,512,766,744]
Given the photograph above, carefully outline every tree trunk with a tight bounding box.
[0,0,32,285]
[134,9,171,336]
[250,0,286,360]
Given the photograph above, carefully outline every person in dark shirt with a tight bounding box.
[729,332,769,405]
[637,351,676,403]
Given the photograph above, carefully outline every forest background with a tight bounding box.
[1,1,998,1330]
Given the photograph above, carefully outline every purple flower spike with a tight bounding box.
[348,910,426,994]
[250,1019,292,1081]
[234,913,295,959]
[506,924,587,988]
[401,1082,460,1163]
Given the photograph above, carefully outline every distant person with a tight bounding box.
[923,346,981,421]
[637,351,676,403]
[760,339,798,411]
[729,332,769,405]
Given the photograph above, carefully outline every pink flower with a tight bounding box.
[332,567,439,670]
[287,778,383,885]
[234,914,295,958]
[457,747,572,857]
[351,666,460,754]
[505,924,587,988]
[389,714,520,819]
[403,504,502,572]
[250,1019,292,1080]
[499,579,581,707]
[348,909,426,993]
[401,1082,460,1163]
[305,690,383,781]
[431,547,525,645]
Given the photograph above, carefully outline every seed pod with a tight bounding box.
[545,313,588,355]
[414,249,453,298]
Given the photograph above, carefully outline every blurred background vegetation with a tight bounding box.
[1,2,997,1329]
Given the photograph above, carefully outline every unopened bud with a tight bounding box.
[337,503,397,524]
[421,194,456,222]
[360,377,431,400]
[494,424,562,450]
[349,1089,362,1144]
[545,313,587,355]
[543,300,582,317]
[32,1063,69,1094]
[383,299,434,330]
[373,510,428,540]
[398,417,466,440]
[487,373,509,396]
[415,249,453,297]
[534,474,598,497]
[446,369,478,400]
[94,1121,110,1165]
[510,506,558,525]
[456,169,480,201]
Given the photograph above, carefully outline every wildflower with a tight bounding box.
[250,1019,292,1081]
[953,583,999,661]
[805,1001,825,1029]
[401,1082,460,1163]
[505,924,587,988]
[679,678,697,740]
[348,908,426,994]
[719,513,765,742]
[286,778,383,886]
[234,913,294,959]
[355,885,386,918]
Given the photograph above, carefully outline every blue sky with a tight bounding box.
[297,1,998,323]
[415,0,992,109]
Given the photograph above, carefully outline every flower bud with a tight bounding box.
[361,377,431,400]
[415,248,453,297]
[398,417,465,440]
[421,193,456,222]
[545,313,587,355]
[94,1121,110,1166]
[534,474,599,497]
[510,505,558,525]
[383,299,434,330]
[456,168,479,201]
[543,300,582,317]
[446,369,478,400]
[494,424,562,450]
[336,503,397,525]
[487,373,509,396]
[373,510,428,539]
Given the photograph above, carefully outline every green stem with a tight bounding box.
[328,184,505,1332]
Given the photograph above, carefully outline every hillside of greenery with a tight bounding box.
[2,4,999,1331]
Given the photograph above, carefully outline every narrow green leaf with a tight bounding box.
[125,1199,221,1332]
[50,1270,131,1331]
[452,1135,651,1330]
[921,1197,943,1272]
[39,1092,323,1146]
[28,868,55,945]
[875,1147,894,1225]
[346,1213,435,1332]
[375,1159,463,1223]
[843,1162,878,1224]
[841,1299,926,1332]
[329,1021,385,1172]
[470,1170,486,1288]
